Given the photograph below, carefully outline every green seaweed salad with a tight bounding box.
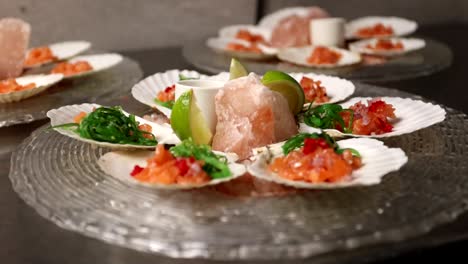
[52,106,158,146]
[282,132,361,157]
[170,139,231,179]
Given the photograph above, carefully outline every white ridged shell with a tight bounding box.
[349,38,426,57]
[131,69,207,117]
[278,46,362,68]
[249,137,408,188]
[98,150,246,190]
[0,74,63,103]
[61,53,123,79]
[24,41,91,68]
[345,16,418,39]
[299,97,446,138]
[47,103,180,149]
[206,37,278,60]
[289,72,355,105]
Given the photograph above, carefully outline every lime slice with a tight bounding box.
[229,58,248,80]
[190,96,213,145]
[171,90,192,141]
[171,90,213,144]
[261,71,305,115]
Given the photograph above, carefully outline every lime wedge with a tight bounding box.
[171,90,213,144]
[261,71,305,115]
[190,96,213,145]
[171,90,192,141]
[229,58,248,80]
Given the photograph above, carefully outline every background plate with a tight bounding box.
[183,38,452,83]
[0,52,142,127]
[9,83,468,260]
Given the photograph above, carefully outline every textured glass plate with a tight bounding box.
[9,83,468,260]
[0,53,142,127]
[183,38,452,83]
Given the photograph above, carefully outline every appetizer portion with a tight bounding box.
[349,38,426,57]
[48,103,179,149]
[206,37,277,60]
[278,45,361,68]
[269,133,361,183]
[0,74,63,103]
[24,41,91,68]
[249,133,408,188]
[131,69,207,117]
[355,23,394,38]
[306,46,343,65]
[52,53,122,79]
[289,73,355,105]
[365,39,403,50]
[303,98,396,135]
[0,78,35,93]
[51,61,93,76]
[346,16,418,39]
[98,139,246,189]
[24,47,57,67]
[299,97,446,138]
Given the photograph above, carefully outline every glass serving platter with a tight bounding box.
[0,53,142,127]
[183,38,452,83]
[9,83,468,260]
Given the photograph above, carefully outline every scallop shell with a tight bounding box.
[24,41,91,68]
[47,103,180,149]
[249,137,408,189]
[61,53,123,79]
[206,37,278,60]
[98,150,246,190]
[278,46,362,68]
[349,38,426,57]
[0,74,63,103]
[258,6,323,29]
[299,97,446,138]
[219,24,272,42]
[289,72,355,105]
[345,16,418,39]
[131,69,207,117]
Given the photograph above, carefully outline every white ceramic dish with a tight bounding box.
[98,149,246,190]
[24,40,91,68]
[0,74,63,103]
[278,45,361,68]
[299,97,446,138]
[345,16,418,39]
[249,137,408,188]
[47,103,180,149]
[349,37,426,57]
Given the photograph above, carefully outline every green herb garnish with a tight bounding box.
[170,139,231,179]
[303,103,354,133]
[282,132,361,157]
[52,106,158,146]
[179,74,198,81]
[154,98,174,109]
